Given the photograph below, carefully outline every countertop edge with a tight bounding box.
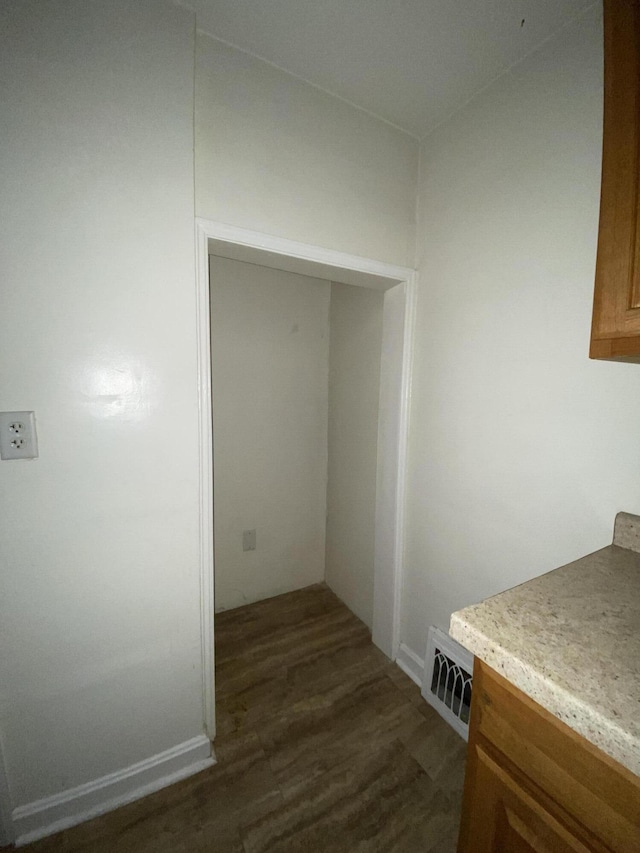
[450,610,640,778]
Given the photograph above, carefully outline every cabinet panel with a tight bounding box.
[590,0,640,361]
[458,661,640,852]
[472,664,640,850]
[459,741,601,853]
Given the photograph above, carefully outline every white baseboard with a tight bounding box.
[13,735,215,847]
[394,642,425,687]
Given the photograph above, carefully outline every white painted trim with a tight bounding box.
[195,221,216,740]
[13,736,214,848]
[198,220,413,283]
[397,275,417,656]
[0,735,14,846]
[395,642,425,687]
[370,273,416,659]
[196,218,415,705]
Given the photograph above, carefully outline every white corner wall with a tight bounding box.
[0,0,205,824]
[402,5,640,661]
[326,283,384,628]
[209,256,330,611]
[195,34,419,267]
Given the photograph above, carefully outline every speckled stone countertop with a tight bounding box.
[449,512,640,778]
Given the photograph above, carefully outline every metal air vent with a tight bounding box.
[422,626,473,741]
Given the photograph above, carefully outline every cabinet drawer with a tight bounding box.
[469,661,640,852]
[461,739,606,852]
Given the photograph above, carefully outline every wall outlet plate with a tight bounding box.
[0,411,38,459]
[242,529,256,551]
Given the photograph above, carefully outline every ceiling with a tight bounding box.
[182,0,595,139]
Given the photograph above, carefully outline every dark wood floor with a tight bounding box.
[22,584,466,852]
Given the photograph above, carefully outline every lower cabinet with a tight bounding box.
[458,661,640,852]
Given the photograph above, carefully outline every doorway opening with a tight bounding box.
[195,219,416,739]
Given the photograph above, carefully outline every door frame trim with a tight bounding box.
[195,217,416,737]
[0,740,13,846]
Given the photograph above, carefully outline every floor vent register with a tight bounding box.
[422,626,473,741]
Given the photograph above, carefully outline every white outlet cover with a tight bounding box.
[242,529,256,551]
[0,411,38,460]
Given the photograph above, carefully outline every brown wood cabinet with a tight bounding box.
[458,660,640,852]
[590,0,640,361]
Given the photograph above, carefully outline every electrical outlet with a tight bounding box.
[0,411,38,460]
[242,529,256,551]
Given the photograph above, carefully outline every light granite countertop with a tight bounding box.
[449,512,640,778]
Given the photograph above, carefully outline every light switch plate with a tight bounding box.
[0,411,38,459]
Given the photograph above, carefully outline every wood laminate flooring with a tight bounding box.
[21,584,466,852]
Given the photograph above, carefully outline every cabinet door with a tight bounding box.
[458,742,606,852]
[591,0,640,360]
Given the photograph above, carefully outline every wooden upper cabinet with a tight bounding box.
[590,0,640,361]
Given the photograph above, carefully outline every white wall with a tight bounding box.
[209,257,330,611]
[0,0,203,810]
[195,34,419,267]
[325,284,384,628]
[6,0,631,834]
[402,5,640,660]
